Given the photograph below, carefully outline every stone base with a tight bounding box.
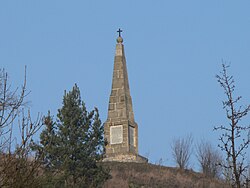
[103,154,148,163]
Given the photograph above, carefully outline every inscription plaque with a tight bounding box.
[129,126,135,146]
[110,125,123,144]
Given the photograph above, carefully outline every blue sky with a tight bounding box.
[1,1,250,169]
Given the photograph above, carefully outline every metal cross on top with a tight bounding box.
[117,28,123,37]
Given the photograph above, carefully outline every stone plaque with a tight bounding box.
[129,126,135,146]
[110,125,123,144]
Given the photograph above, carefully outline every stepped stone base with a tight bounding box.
[103,154,148,163]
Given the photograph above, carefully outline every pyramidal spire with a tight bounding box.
[107,30,135,122]
[103,29,147,163]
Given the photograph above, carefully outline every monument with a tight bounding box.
[103,29,147,163]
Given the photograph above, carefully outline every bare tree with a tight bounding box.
[244,162,250,188]
[0,68,43,187]
[0,68,28,133]
[171,135,193,169]
[196,140,223,178]
[0,110,42,187]
[222,155,234,185]
[215,64,250,188]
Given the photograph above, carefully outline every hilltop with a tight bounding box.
[102,162,230,188]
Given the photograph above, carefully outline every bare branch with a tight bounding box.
[215,63,250,188]
[171,134,193,169]
[196,140,223,178]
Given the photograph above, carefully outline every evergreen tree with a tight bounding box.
[34,84,109,187]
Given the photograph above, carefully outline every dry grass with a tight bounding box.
[102,162,230,188]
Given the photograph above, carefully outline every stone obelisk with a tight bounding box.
[103,29,147,163]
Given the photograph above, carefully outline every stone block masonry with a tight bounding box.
[103,33,147,163]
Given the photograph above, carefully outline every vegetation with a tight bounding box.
[0,69,109,187]
[102,162,229,188]
[32,84,110,187]
[171,134,193,170]
[1,63,249,187]
[215,64,250,188]
[0,68,42,187]
[196,140,222,178]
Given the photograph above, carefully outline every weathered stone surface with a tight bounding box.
[103,35,147,163]
[110,125,123,144]
[102,154,148,163]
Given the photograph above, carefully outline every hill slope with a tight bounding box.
[102,162,230,188]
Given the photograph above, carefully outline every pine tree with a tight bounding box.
[34,84,109,187]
